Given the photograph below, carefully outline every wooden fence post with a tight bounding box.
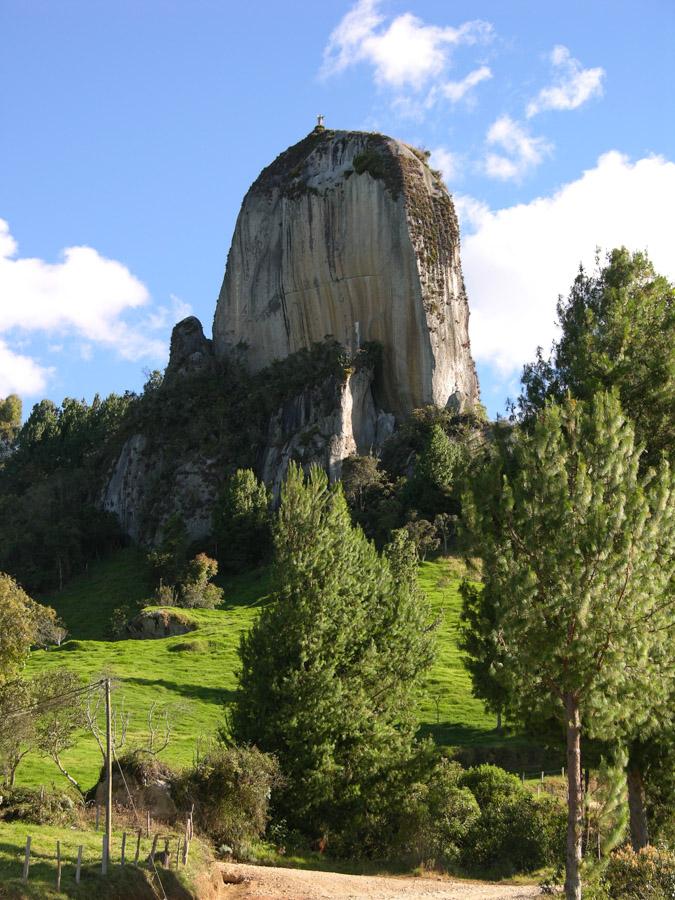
[149,833,159,866]
[101,833,108,875]
[121,831,127,866]
[175,838,181,870]
[76,845,83,884]
[162,838,170,868]
[22,835,31,882]
[56,841,61,891]
[134,829,141,865]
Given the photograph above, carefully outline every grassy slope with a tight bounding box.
[0,819,209,898]
[18,549,502,790]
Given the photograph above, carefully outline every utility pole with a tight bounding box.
[104,678,112,870]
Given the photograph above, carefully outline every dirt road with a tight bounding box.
[215,862,540,899]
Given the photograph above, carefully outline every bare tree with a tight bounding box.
[144,702,173,756]
[85,680,130,762]
[34,671,88,796]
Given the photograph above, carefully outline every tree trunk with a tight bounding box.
[52,753,84,798]
[626,764,649,850]
[565,694,583,900]
[496,710,503,732]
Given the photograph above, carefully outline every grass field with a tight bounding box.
[15,548,513,792]
[0,818,209,898]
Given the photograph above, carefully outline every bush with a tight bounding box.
[179,554,224,609]
[390,758,480,867]
[175,744,280,855]
[0,787,78,826]
[150,554,224,610]
[603,846,675,899]
[456,765,565,876]
[462,790,565,875]
[458,764,522,809]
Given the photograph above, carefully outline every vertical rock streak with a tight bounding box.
[213,128,479,419]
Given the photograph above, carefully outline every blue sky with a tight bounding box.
[1,0,674,418]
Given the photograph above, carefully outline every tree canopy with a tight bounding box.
[0,573,60,685]
[517,247,674,468]
[463,392,675,899]
[231,464,435,838]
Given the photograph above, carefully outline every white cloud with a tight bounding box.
[0,218,174,396]
[527,45,605,118]
[321,0,492,96]
[454,194,491,231]
[429,147,462,184]
[0,339,53,396]
[438,65,492,103]
[460,152,675,377]
[484,115,552,180]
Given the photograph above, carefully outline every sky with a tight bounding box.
[1,0,674,419]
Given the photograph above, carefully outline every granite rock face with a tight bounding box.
[102,128,481,545]
[260,365,395,498]
[165,315,213,381]
[213,128,479,419]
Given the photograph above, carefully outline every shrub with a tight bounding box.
[150,554,224,610]
[391,758,480,867]
[604,846,675,899]
[0,787,78,826]
[455,766,565,876]
[179,554,224,609]
[458,764,522,809]
[462,790,565,875]
[175,744,280,855]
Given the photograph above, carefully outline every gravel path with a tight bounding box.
[217,862,540,899]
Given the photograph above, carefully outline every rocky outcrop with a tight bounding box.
[102,432,218,545]
[102,433,148,543]
[213,127,479,419]
[260,363,394,497]
[126,609,197,639]
[94,755,177,821]
[165,315,213,381]
[101,127,482,544]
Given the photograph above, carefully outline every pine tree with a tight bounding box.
[464,393,675,900]
[231,464,435,836]
[408,424,463,517]
[458,580,509,731]
[516,247,675,848]
[213,468,270,571]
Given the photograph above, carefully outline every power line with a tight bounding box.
[0,678,105,720]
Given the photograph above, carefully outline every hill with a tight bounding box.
[12,549,542,793]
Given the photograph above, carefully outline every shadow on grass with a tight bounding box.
[0,849,192,899]
[417,721,518,746]
[417,724,557,772]
[124,676,236,706]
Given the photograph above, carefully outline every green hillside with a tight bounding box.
[18,549,511,791]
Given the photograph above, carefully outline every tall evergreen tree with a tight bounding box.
[463,393,675,900]
[0,394,21,450]
[231,464,435,836]
[213,468,270,571]
[517,247,674,469]
[458,580,509,732]
[516,246,675,847]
